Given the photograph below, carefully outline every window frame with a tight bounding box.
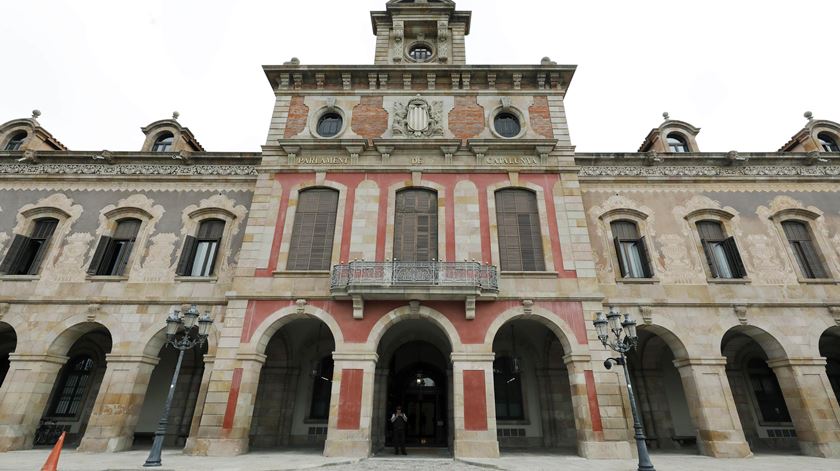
[493,356,526,422]
[48,355,97,419]
[0,206,74,279]
[490,106,527,140]
[742,356,793,426]
[609,219,654,280]
[3,131,27,151]
[393,188,439,263]
[493,188,547,273]
[285,187,340,272]
[177,218,226,278]
[695,219,747,280]
[817,132,840,152]
[308,105,348,140]
[769,209,835,283]
[666,133,690,153]
[684,210,748,283]
[151,132,175,153]
[597,208,658,283]
[405,41,436,63]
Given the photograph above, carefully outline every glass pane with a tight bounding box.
[621,242,645,278]
[712,243,734,278]
[191,242,210,277]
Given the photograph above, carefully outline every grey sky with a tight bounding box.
[2,0,837,153]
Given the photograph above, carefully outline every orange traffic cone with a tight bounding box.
[40,431,66,471]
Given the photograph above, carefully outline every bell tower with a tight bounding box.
[371,0,471,65]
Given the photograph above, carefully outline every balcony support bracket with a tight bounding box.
[353,296,364,320]
[465,297,476,320]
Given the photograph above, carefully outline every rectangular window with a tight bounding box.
[495,189,546,272]
[783,220,828,279]
[177,219,225,277]
[697,220,746,279]
[611,220,653,278]
[0,218,58,276]
[88,219,141,276]
[287,189,339,271]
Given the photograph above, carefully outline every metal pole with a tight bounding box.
[144,346,186,467]
[620,351,656,471]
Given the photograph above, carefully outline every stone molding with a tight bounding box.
[0,162,258,177]
[672,357,728,368]
[766,357,828,368]
[103,353,160,366]
[580,165,840,178]
[450,352,495,363]
[8,353,69,365]
[332,352,379,363]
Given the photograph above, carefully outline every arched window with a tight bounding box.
[495,189,545,271]
[316,113,343,138]
[494,113,521,138]
[393,189,438,262]
[746,358,791,423]
[4,131,27,151]
[818,132,840,152]
[309,356,334,420]
[0,217,59,276]
[151,132,174,152]
[88,218,142,276]
[782,220,828,279]
[696,220,746,279]
[493,356,524,421]
[610,220,652,278]
[177,219,225,277]
[287,188,339,271]
[50,356,95,417]
[409,45,433,62]
[666,133,689,153]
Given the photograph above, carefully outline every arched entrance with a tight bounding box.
[37,326,112,448]
[133,341,208,449]
[249,318,336,450]
[374,318,453,454]
[0,323,16,388]
[627,328,697,453]
[820,327,840,405]
[491,319,577,452]
[721,327,796,453]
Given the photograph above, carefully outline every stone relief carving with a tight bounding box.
[0,163,257,177]
[655,234,704,284]
[45,232,93,282]
[133,233,177,283]
[13,193,83,274]
[392,96,444,138]
[587,194,658,283]
[579,165,840,178]
[670,195,749,277]
[180,194,248,283]
[745,234,792,284]
[0,233,8,262]
[92,194,165,274]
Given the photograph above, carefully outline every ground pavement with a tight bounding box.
[1,449,839,471]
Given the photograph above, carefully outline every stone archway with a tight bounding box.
[819,327,840,407]
[373,316,454,455]
[628,327,697,453]
[249,317,337,451]
[0,322,16,389]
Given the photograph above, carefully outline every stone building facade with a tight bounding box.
[0,0,839,463]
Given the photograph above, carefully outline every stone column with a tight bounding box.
[186,353,265,456]
[451,352,499,459]
[370,367,388,453]
[77,353,160,452]
[183,356,215,454]
[534,369,556,448]
[769,357,840,458]
[673,357,751,458]
[564,354,631,459]
[0,353,67,451]
[324,351,378,458]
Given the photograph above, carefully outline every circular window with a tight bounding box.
[316,113,343,138]
[494,113,522,138]
[409,45,433,62]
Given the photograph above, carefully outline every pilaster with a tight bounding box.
[450,352,499,459]
[324,351,378,458]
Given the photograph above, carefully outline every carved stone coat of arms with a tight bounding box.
[392,96,444,138]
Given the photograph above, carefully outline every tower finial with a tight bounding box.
[172,111,180,120]
[662,111,670,121]
[32,109,41,119]
[804,111,813,121]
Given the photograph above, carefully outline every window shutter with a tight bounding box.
[287,189,338,271]
[114,240,134,276]
[701,241,719,278]
[176,236,197,276]
[800,240,828,278]
[495,189,544,272]
[87,236,111,275]
[637,236,654,278]
[26,241,50,276]
[613,236,627,277]
[697,220,725,241]
[0,235,28,275]
[394,189,438,262]
[722,237,747,278]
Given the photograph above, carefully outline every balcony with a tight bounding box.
[330,261,499,319]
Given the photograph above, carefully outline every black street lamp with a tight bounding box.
[593,307,655,471]
[143,305,213,468]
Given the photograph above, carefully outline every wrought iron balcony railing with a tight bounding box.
[331,261,498,293]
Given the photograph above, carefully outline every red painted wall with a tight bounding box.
[222,368,243,431]
[585,370,603,434]
[463,370,488,431]
[337,369,364,430]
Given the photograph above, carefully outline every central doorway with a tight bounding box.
[373,317,452,453]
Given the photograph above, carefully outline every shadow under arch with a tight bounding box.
[247,305,345,355]
[483,306,586,357]
[367,305,462,352]
[720,324,789,362]
[46,320,113,358]
[0,322,17,388]
[636,323,690,362]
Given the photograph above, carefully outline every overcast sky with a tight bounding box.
[2,0,838,153]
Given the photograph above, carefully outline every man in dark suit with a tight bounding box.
[390,406,408,455]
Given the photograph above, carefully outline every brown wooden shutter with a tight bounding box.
[495,189,545,272]
[114,219,141,239]
[393,189,438,262]
[638,236,654,278]
[176,236,197,276]
[697,220,725,241]
[800,239,828,278]
[113,240,134,276]
[722,237,747,278]
[613,236,627,277]
[87,236,111,275]
[783,221,828,278]
[287,189,338,271]
[25,219,59,275]
[0,235,28,275]
[197,219,225,239]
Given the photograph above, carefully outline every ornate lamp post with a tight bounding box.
[593,307,655,471]
[143,305,213,467]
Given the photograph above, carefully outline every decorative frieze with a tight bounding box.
[580,165,840,178]
[0,163,257,177]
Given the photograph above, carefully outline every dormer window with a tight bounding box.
[151,132,174,152]
[4,132,27,151]
[409,44,433,62]
[818,132,839,152]
[667,133,689,153]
